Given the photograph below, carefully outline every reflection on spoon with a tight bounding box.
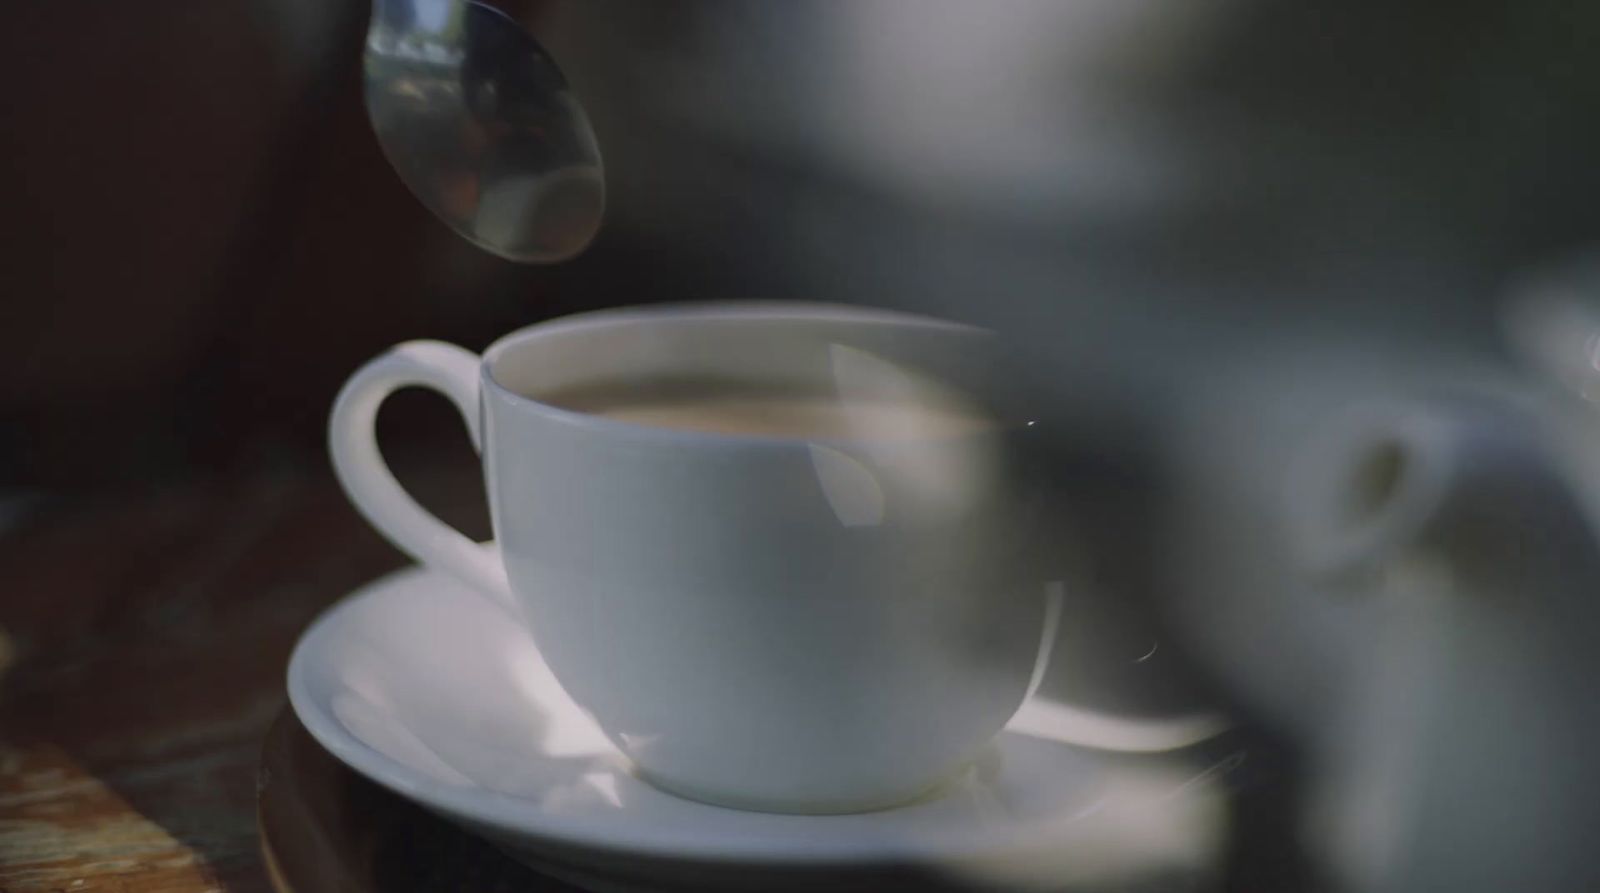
[366,0,605,262]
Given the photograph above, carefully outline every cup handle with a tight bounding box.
[328,340,513,610]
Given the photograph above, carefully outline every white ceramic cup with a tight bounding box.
[329,303,1045,813]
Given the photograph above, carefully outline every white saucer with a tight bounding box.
[287,563,1233,891]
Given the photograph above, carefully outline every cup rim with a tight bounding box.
[479,301,1000,448]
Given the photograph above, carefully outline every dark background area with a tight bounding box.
[6,0,1600,498]
[0,1,715,499]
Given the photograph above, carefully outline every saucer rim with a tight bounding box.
[286,564,1218,869]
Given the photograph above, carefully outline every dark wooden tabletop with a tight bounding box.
[0,458,489,892]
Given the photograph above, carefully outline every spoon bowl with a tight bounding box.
[365,0,604,262]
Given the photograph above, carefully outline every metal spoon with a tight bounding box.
[365,0,604,263]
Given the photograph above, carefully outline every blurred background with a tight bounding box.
[8,0,1599,492]
[6,1,1600,891]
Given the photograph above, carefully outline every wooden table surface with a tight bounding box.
[0,459,488,892]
